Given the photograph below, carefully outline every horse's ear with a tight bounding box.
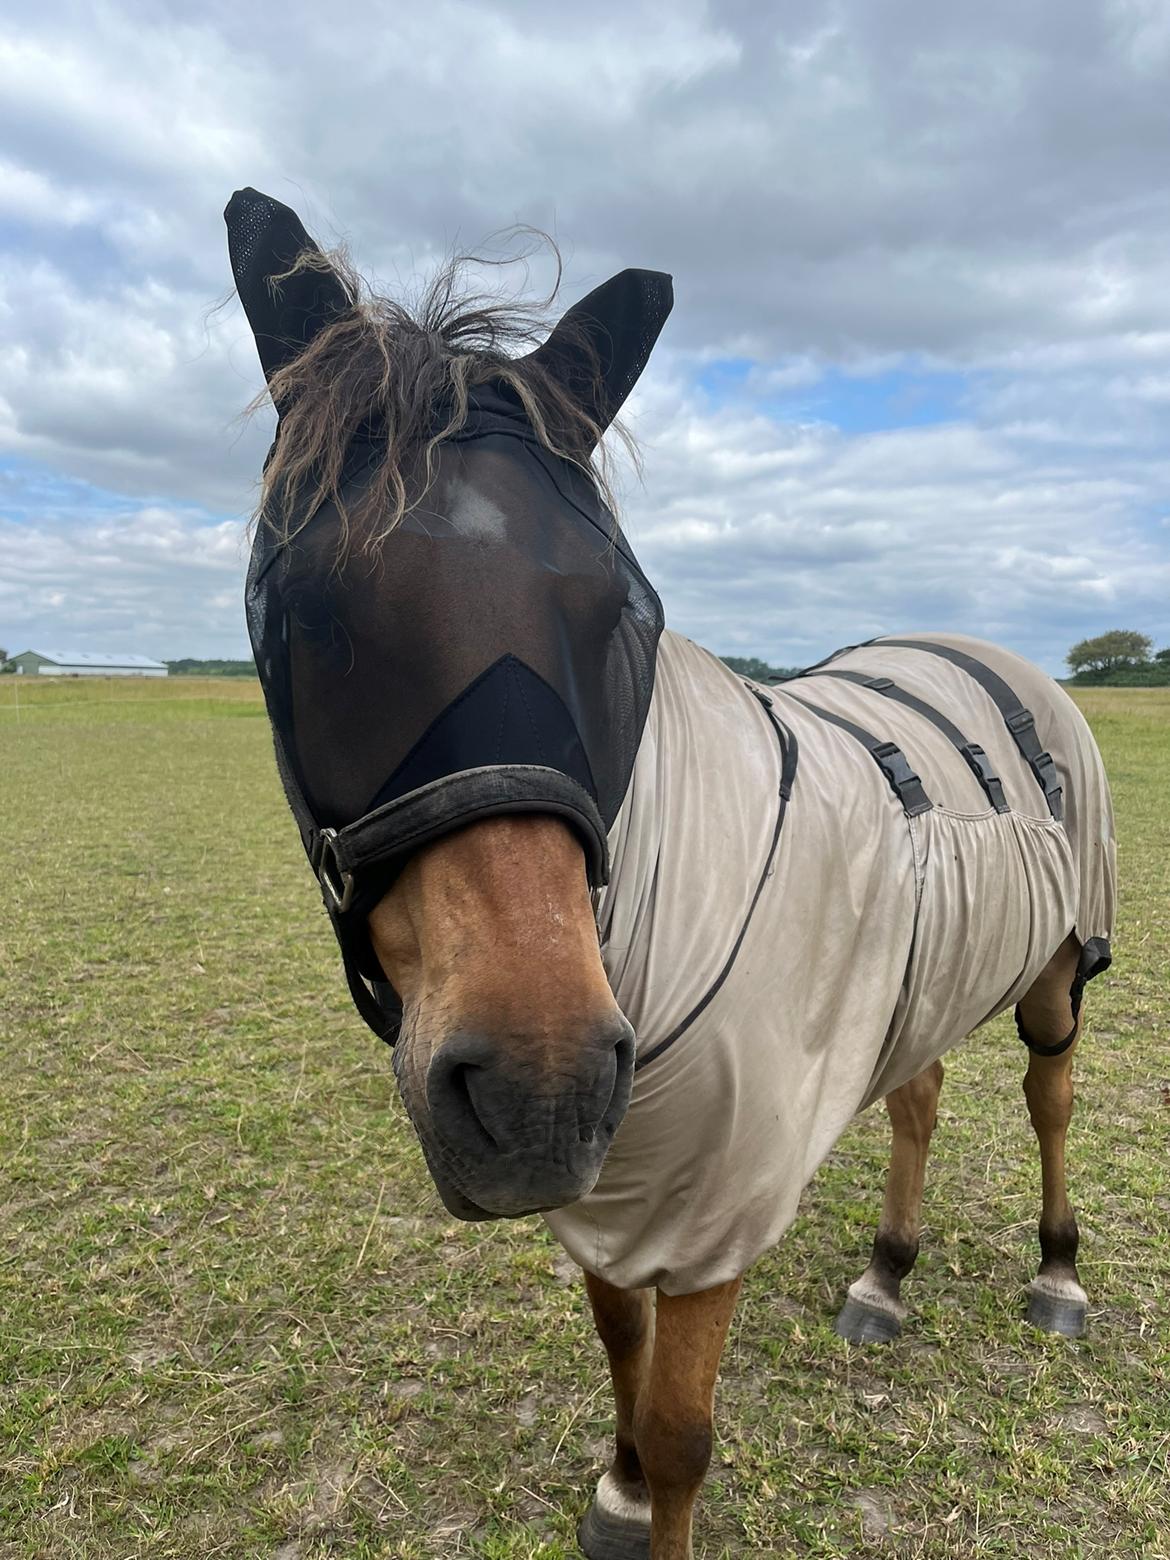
[523,268,673,439]
[224,187,353,391]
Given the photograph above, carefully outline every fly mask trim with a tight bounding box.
[313,765,608,910]
[634,687,799,1072]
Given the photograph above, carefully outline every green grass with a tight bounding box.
[1,678,1167,1558]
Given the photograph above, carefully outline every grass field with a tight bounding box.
[1,677,1167,1559]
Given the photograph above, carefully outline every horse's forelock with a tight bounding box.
[249,239,633,564]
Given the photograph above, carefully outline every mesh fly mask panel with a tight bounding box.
[227,189,670,1043]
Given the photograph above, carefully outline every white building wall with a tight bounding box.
[37,665,168,677]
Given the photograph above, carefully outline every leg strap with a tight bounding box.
[1015,1006,1078,1057]
[1015,935,1112,1057]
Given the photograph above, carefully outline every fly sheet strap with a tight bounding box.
[775,689,934,818]
[814,668,1011,814]
[875,639,1064,821]
[633,685,799,1072]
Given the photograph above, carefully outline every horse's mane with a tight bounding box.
[250,239,633,561]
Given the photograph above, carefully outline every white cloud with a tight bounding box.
[0,255,270,510]
[0,507,247,657]
[0,0,1166,668]
[620,373,1170,673]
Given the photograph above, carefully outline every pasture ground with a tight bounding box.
[1,676,1167,1558]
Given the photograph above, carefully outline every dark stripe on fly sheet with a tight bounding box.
[634,686,798,1072]
[813,667,1010,814]
[874,639,1064,821]
[766,635,885,681]
[773,689,934,818]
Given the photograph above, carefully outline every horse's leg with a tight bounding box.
[1017,933,1087,1337]
[835,1058,944,1343]
[580,1275,742,1560]
[579,1273,654,1559]
[640,1278,742,1560]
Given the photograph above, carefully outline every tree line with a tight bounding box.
[2,639,1164,685]
[721,631,1170,687]
[1064,630,1170,685]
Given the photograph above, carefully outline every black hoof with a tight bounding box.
[834,1297,903,1344]
[1027,1289,1087,1338]
[578,1494,651,1560]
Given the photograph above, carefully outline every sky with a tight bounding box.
[1,0,1168,674]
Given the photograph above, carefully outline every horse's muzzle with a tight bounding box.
[419,1018,635,1218]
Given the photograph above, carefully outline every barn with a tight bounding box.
[7,649,168,678]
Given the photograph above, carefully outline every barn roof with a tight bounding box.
[22,649,168,670]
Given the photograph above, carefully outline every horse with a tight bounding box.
[225,187,1116,1560]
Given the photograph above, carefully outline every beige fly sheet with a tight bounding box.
[543,630,1115,1295]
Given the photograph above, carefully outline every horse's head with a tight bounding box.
[369,814,633,1217]
[227,188,671,1218]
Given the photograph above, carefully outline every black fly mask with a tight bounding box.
[226,189,670,1043]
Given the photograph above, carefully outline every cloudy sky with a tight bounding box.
[2,0,1168,673]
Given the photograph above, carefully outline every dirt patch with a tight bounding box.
[850,1487,893,1539]
[1054,1403,1109,1435]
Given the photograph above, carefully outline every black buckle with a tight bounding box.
[960,743,1010,813]
[871,741,932,816]
[1031,750,1064,820]
[872,740,917,783]
[864,676,894,691]
[1007,708,1036,737]
[313,828,355,913]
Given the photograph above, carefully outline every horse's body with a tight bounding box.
[226,188,1117,1559]
[546,628,1114,1296]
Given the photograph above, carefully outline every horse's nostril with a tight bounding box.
[457,1063,505,1150]
[597,1021,635,1137]
[578,1043,618,1143]
[426,1040,498,1156]
[426,1021,635,1164]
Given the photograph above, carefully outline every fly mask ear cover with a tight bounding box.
[225,187,671,1043]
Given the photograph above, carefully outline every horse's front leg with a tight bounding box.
[639,1278,742,1559]
[580,1275,742,1560]
[579,1273,654,1557]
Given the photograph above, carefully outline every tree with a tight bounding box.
[720,654,801,682]
[1154,647,1170,666]
[1066,630,1152,676]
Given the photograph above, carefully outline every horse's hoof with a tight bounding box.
[578,1473,652,1560]
[834,1296,903,1344]
[1027,1288,1087,1338]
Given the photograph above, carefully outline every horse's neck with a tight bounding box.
[596,641,671,955]
[599,631,775,1015]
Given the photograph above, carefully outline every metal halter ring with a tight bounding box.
[314,828,355,913]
